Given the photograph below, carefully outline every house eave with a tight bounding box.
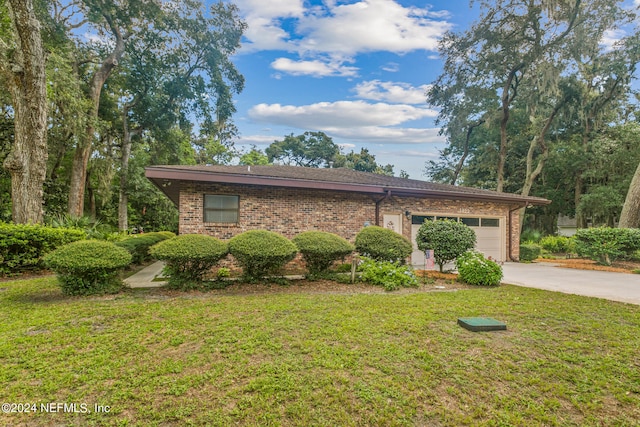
[145,166,551,207]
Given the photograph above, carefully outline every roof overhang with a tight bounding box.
[145,166,551,207]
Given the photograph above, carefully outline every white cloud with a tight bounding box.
[381,62,400,72]
[353,80,431,104]
[247,100,440,144]
[249,100,437,128]
[271,57,359,77]
[235,135,279,146]
[377,149,440,158]
[237,0,452,60]
[330,127,443,144]
[600,29,626,51]
[236,0,305,52]
[296,0,452,56]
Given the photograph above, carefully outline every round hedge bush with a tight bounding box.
[455,250,502,286]
[228,230,298,280]
[116,234,166,264]
[355,226,412,263]
[519,243,542,262]
[416,220,476,272]
[149,234,228,288]
[44,240,132,295]
[293,231,355,275]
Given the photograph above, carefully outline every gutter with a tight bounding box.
[375,190,392,226]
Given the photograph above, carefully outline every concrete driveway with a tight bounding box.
[502,262,640,305]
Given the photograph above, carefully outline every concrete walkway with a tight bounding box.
[502,262,640,305]
[124,261,166,288]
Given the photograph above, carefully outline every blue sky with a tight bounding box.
[225,0,482,179]
[224,0,638,180]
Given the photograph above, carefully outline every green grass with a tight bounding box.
[1,277,639,426]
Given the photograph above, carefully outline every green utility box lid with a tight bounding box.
[458,317,507,332]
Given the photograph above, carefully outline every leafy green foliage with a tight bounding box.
[43,240,132,295]
[228,230,298,280]
[355,226,412,263]
[539,235,574,253]
[116,232,174,264]
[415,220,476,272]
[149,234,228,289]
[293,231,354,276]
[574,227,640,265]
[0,223,86,274]
[519,244,542,262]
[359,258,418,291]
[266,132,340,167]
[455,251,503,286]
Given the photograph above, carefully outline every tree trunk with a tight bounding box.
[118,104,136,231]
[619,160,640,228]
[67,18,125,217]
[1,0,48,224]
[519,100,564,233]
[497,64,523,192]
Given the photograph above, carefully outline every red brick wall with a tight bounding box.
[179,181,377,241]
[178,181,522,261]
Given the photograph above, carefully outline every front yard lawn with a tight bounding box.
[1,277,639,426]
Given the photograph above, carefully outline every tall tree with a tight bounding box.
[429,0,633,194]
[0,0,48,223]
[55,0,245,218]
[266,132,340,168]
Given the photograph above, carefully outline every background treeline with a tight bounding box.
[425,0,640,233]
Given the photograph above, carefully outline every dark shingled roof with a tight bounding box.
[145,164,550,206]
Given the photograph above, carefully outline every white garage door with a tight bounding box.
[411,215,504,267]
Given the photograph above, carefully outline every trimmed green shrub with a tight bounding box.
[539,235,574,253]
[228,230,298,280]
[116,232,173,264]
[574,227,640,265]
[293,231,355,275]
[359,257,418,291]
[0,223,86,274]
[519,244,541,261]
[44,240,132,295]
[415,220,476,272]
[355,226,412,263]
[456,250,503,286]
[149,234,228,288]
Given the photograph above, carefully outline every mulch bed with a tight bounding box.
[537,257,640,273]
[154,275,474,298]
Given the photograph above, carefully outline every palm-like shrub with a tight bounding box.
[293,231,354,275]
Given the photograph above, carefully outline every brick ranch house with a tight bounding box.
[145,165,550,264]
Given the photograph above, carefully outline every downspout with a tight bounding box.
[375,190,392,226]
[508,203,528,261]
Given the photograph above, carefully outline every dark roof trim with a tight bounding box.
[145,166,551,206]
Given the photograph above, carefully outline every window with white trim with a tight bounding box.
[204,195,239,223]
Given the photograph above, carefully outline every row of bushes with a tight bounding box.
[44,221,504,295]
[42,226,417,294]
[521,227,640,265]
[0,223,87,274]
[0,221,174,275]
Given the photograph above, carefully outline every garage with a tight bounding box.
[410,214,504,267]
